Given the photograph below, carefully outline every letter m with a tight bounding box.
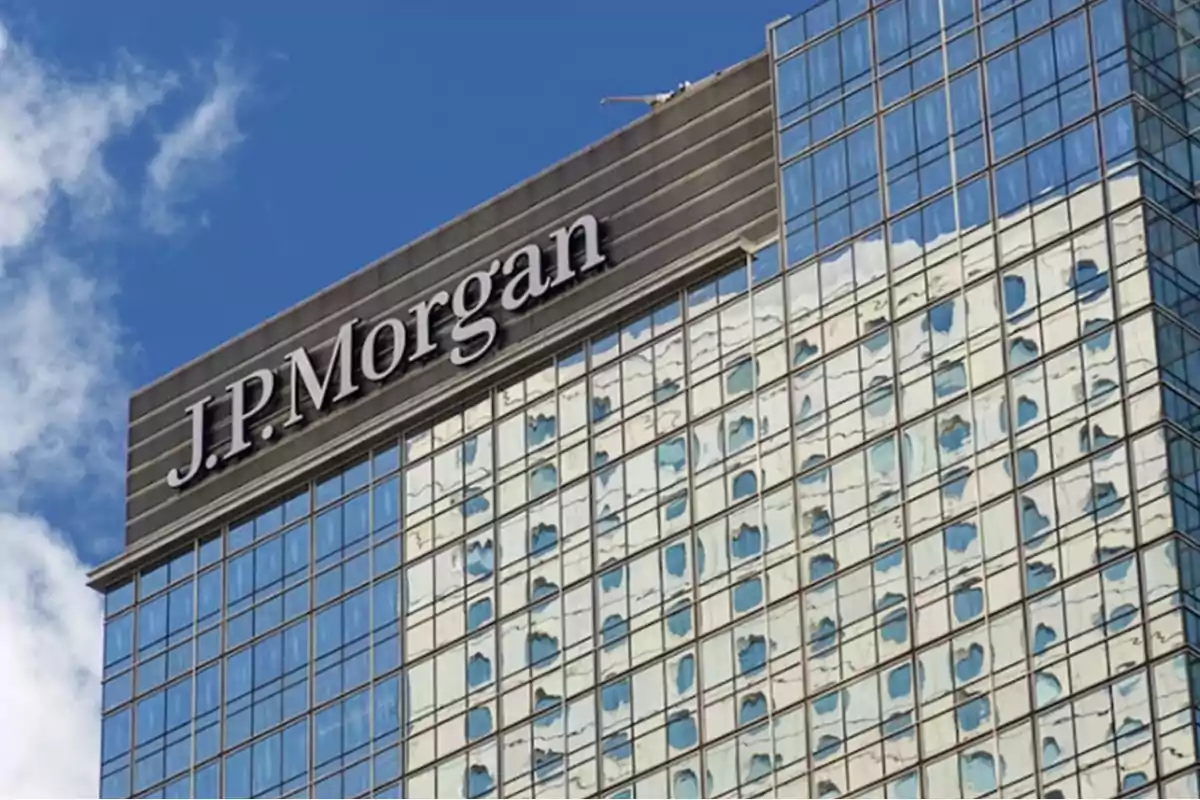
[284,318,360,427]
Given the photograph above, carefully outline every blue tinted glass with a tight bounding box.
[600,565,624,592]
[952,586,985,622]
[814,733,842,761]
[663,542,688,577]
[675,654,696,694]
[105,613,134,667]
[956,643,985,683]
[140,560,169,598]
[344,590,370,641]
[197,535,222,569]
[343,690,370,750]
[165,677,191,731]
[373,576,400,630]
[467,597,493,632]
[254,634,284,688]
[229,518,254,552]
[733,578,764,612]
[601,614,629,648]
[531,578,558,611]
[100,768,130,799]
[374,478,400,531]
[375,677,400,736]
[773,14,805,57]
[961,752,997,794]
[103,672,133,711]
[530,464,558,497]
[192,762,218,799]
[847,125,877,185]
[314,704,342,766]
[316,604,342,656]
[283,490,309,523]
[783,158,813,219]
[251,733,282,795]
[815,140,848,203]
[667,601,692,637]
[255,502,284,540]
[808,1,838,39]
[374,444,401,477]
[466,539,494,577]
[344,492,370,544]
[466,706,493,740]
[809,37,841,99]
[603,732,632,760]
[530,523,557,556]
[195,665,221,717]
[315,507,342,561]
[929,300,954,333]
[739,693,768,725]
[1028,561,1057,591]
[163,775,189,799]
[228,551,253,605]
[810,554,838,581]
[466,765,494,798]
[667,711,698,749]
[752,243,781,285]
[255,537,283,590]
[880,608,909,643]
[945,523,978,552]
[224,748,251,798]
[102,708,131,761]
[468,654,492,687]
[196,567,222,623]
[602,679,630,711]
[139,582,170,632]
[1019,31,1056,94]
[739,635,767,675]
[1020,496,1051,544]
[935,361,968,397]
[732,470,758,499]
[888,663,912,699]
[876,1,907,62]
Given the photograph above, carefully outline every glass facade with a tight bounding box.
[98,0,1200,797]
[770,0,1200,796]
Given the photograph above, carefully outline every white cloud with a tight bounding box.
[0,256,124,494]
[0,29,171,259]
[0,512,104,798]
[142,52,248,235]
[0,20,247,800]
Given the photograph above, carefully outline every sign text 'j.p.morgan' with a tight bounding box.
[166,213,606,490]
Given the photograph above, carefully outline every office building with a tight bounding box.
[91,0,1200,796]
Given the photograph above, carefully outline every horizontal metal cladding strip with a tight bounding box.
[125,148,774,501]
[118,204,777,561]
[124,119,776,489]
[124,153,776,511]
[124,92,773,463]
[122,185,778,549]
[126,84,772,457]
[127,54,771,423]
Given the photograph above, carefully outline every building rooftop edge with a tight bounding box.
[89,225,777,588]
[127,51,769,403]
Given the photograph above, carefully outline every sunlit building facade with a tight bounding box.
[766,0,1200,796]
[92,1,1200,798]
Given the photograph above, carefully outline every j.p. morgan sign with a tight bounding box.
[167,214,607,490]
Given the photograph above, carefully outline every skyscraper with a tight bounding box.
[91,2,1200,797]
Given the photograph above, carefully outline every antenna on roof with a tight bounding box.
[601,81,693,109]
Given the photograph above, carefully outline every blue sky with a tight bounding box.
[31,0,797,396]
[0,3,797,795]
[21,0,797,564]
